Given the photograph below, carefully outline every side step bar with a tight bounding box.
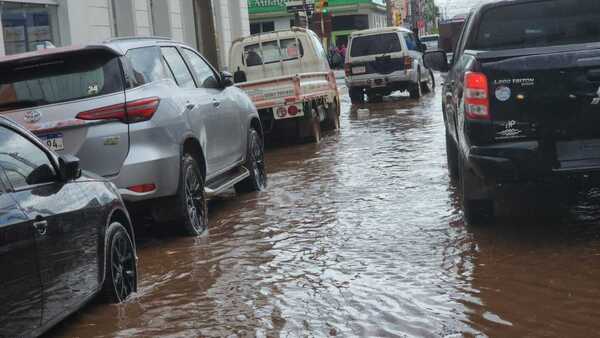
[204,166,250,198]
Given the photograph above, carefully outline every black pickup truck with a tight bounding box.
[424,0,600,224]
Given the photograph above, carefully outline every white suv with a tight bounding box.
[345,27,435,103]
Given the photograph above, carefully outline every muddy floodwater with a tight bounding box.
[46,79,600,337]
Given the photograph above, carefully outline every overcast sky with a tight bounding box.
[434,0,496,18]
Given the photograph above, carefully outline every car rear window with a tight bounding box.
[350,33,402,57]
[244,38,304,67]
[471,0,600,50]
[0,51,123,112]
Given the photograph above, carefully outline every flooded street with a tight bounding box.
[47,79,600,337]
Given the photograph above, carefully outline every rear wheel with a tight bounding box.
[175,154,208,236]
[459,154,494,225]
[349,87,364,104]
[409,70,423,99]
[101,222,137,303]
[236,128,267,193]
[324,99,340,131]
[367,93,384,103]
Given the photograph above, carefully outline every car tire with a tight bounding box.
[421,69,435,93]
[324,99,340,131]
[446,131,459,179]
[459,154,494,226]
[101,222,137,303]
[409,70,423,99]
[349,87,364,104]
[175,154,208,236]
[235,128,267,193]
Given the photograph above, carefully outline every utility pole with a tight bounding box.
[386,0,395,27]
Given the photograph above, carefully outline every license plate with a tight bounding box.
[40,133,64,151]
[352,66,366,74]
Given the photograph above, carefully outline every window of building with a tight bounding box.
[110,0,135,36]
[150,0,171,37]
[332,15,369,32]
[161,47,195,88]
[1,3,59,55]
[0,126,56,189]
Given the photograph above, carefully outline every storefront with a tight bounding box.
[248,0,387,47]
[0,1,59,55]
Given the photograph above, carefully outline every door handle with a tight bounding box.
[186,103,196,111]
[213,100,221,108]
[33,220,48,236]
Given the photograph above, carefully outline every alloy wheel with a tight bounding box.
[251,133,267,189]
[111,231,136,302]
[184,166,206,233]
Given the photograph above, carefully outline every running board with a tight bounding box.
[204,167,250,198]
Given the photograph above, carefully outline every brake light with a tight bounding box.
[404,56,413,69]
[127,184,156,193]
[287,105,299,116]
[76,97,160,123]
[344,63,351,77]
[464,72,490,120]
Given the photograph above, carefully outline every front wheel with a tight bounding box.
[101,222,137,303]
[175,154,208,236]
[236,128,267,193]
[421,69,435,93]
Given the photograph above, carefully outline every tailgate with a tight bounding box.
[483,48,600,142]
[0,49,129,177]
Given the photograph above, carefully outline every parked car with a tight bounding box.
[421,34,440,50]
[0,37,266,236]
[345,26,435,104]
[0,116,137,338]
[229,28,340,143]
[424,0,600,224]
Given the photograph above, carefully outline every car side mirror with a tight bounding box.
[220,71,234,88]
[423,50,449,72]
[59,155,81,181]
[26,164,55,185]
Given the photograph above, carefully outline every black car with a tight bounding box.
[424,0,600,224]
[0,116,137,337]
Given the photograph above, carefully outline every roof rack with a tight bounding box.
[105,36,173,43]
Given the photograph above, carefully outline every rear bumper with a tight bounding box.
[468,140,600,182]
[346,69,416,89]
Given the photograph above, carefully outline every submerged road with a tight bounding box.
[47,77,600,337]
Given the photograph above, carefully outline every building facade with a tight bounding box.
[0,0,250,70]
[248,0,387,48]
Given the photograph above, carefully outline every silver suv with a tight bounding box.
[0,37,266,236]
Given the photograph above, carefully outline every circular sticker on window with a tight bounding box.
[495,86,512,102]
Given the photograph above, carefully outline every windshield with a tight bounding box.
[350,33,402,57]
[0,52,123,112]
[471,0,600,50]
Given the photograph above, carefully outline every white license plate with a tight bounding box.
[40,133,64,151]
[352,66,366,74]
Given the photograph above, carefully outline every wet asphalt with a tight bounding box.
[45,75,600,338]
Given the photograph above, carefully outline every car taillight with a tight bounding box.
[344,63,351,77]
[464,72,490,120]
[404,56,413,69]
[288,105,299,116]
[76,97,160,123]
[127,184,156,193]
